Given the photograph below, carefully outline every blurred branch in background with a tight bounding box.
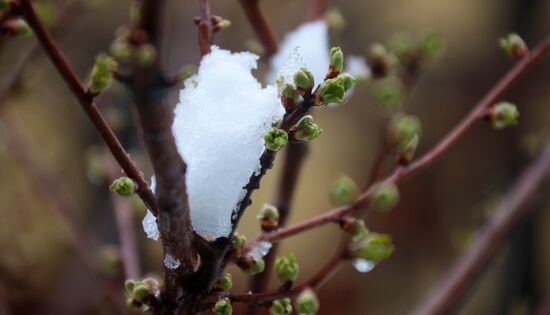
[238,0,278,57]
[411,141,550,315]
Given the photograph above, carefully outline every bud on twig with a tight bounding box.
[87,53,116,95]
[348,232,394,263]
[315,78,346,105]
[280,84,299,111]
[232,232,246,251]
[296,288,320,315]
[291,115,323,142]
[110,38,132,62]
[257,204,280,231]
[270,298,293,315]
[325,8,346,33]
[373,77,402,110]
[329,46,344,73]
[264,128,288,152]
[275,253,299,284]
[215,272,233,291]
[330,175,358,206]
[244,257,265,276]
[488,102,519,129]
[8,19,33,37]
[293,68,315,90]
[135,43,157,67]
[214,298,233,315]
[499,33,528,60]
[397,133,419,165]
[371,182,399,211]
[389,113,422,150]
[110,176,136,197]
[351,220,369,242]
[368,43,396,78]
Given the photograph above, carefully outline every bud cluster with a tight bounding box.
[214,298,233,315]
[296,288,320,315]
[257,204,280,231]
[125,278,159,313]
[499,33,528,60]
[264,127,289,152]
[275,252,299,284]
[87,53,117,95]
[290,115,323,142]
[330,175,358,206]
[270,298,293,315]
[348,232,394,264]
[109,176,136,197]
[488,102,519,129]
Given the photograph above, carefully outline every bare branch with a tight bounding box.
[239,0,278,57]
[410,143,550,315]
[197,0,212,56]
[16,0,158,214]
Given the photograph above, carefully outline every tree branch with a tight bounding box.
[306,0,326,21]
[128,0,196,311]
[410,142,550,315]
[16,0,158,214]
[239,0,278,58]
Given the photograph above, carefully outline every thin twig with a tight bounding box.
[410,143,550,315]
[239,0,278,57]
[306,0,326,21]
[197,0,212,56]
[16,0,158,214]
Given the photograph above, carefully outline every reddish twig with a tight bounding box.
[410,143,550,315]
[239,0,278,57]
[306,0,326,21]
[534,299,550,315]
[197,0,212,56]
[16,0,158,214]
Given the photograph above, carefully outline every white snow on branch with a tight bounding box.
[268,20,330,85]
[165,46,285,239]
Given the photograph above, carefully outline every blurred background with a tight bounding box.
[0,0,549,314]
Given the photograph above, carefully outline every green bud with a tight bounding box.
[316,78,346,105]
[373,77,402,110]
[125,279,136,293]
[296,289,320,315]
[335,73,356,91]
[0,0,9,11]
[270,298,293,315]
[258,204,280,231]
[281,84,299,101]
[372,182,399,211]
[264,128,288,152]
[126,297,140,311]
[325,8,346,33]
[398,133,419,164]
[176,64,198,83]
[218,19,232,29]
[388,33,416,63]
[88,53,116,94]
[351,220,369,242]
[214,298,233,315]
[216,272,233,291]
[349,232,394,263]
[499,33,528,59]
[132,283,151,302]
[245,257,265,276]
[110,39,132,62]
[293,115,323,141]
[419,30,445,60]
[275,253,299,284]
[368,43,396,78]
[389,113,422,150]
[490,102,519,129]
[232,232,246,251]
[109,176,136,197]
[330,175,358,206]
[136,43,157,67]
[329,47,344,73]
[98,245,122,276]
[12,19,33,37]
[293,68,315,90]
[129,1,141,23]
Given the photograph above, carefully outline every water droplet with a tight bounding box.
[249,241,272,260]
[352,258,375,273]
[142,210,159,241]
[164,254,181,270]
